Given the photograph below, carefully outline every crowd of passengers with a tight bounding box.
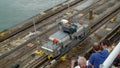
[71,40,120,68]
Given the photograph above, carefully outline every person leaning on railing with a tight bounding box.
[100,39,113,53]
[88,42,109,68]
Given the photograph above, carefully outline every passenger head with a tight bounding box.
[100,40,111,50]
[78,56,87,68]
[93,42,101,52]
[71,56,87,68]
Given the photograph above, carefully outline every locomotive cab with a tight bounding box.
[41,41,61,57]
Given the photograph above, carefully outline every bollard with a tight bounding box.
[89,9,94,20]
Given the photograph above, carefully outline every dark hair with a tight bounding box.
[93,43,101,51]
[74,56,79,67]
[100,40,111,47]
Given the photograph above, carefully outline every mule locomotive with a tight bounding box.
[40,19,89,59]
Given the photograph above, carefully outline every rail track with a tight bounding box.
[24,6,120,68]
[0,0,103,58]
[25,55,48,68]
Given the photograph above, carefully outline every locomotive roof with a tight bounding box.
[49,30,69,43]
[49,23,88,42]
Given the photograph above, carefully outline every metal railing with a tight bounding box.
[100,42,120,68]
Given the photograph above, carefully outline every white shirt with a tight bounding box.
[74,66,81,68]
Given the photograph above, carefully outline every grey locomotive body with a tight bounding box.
[41,19,89,58]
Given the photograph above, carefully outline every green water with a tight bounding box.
[0,0,66,31]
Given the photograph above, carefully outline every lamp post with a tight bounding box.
[67,2,70,10]
[33,18,39,50]
[33,18,37,34]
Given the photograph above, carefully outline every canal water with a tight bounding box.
[0,0,66,31]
